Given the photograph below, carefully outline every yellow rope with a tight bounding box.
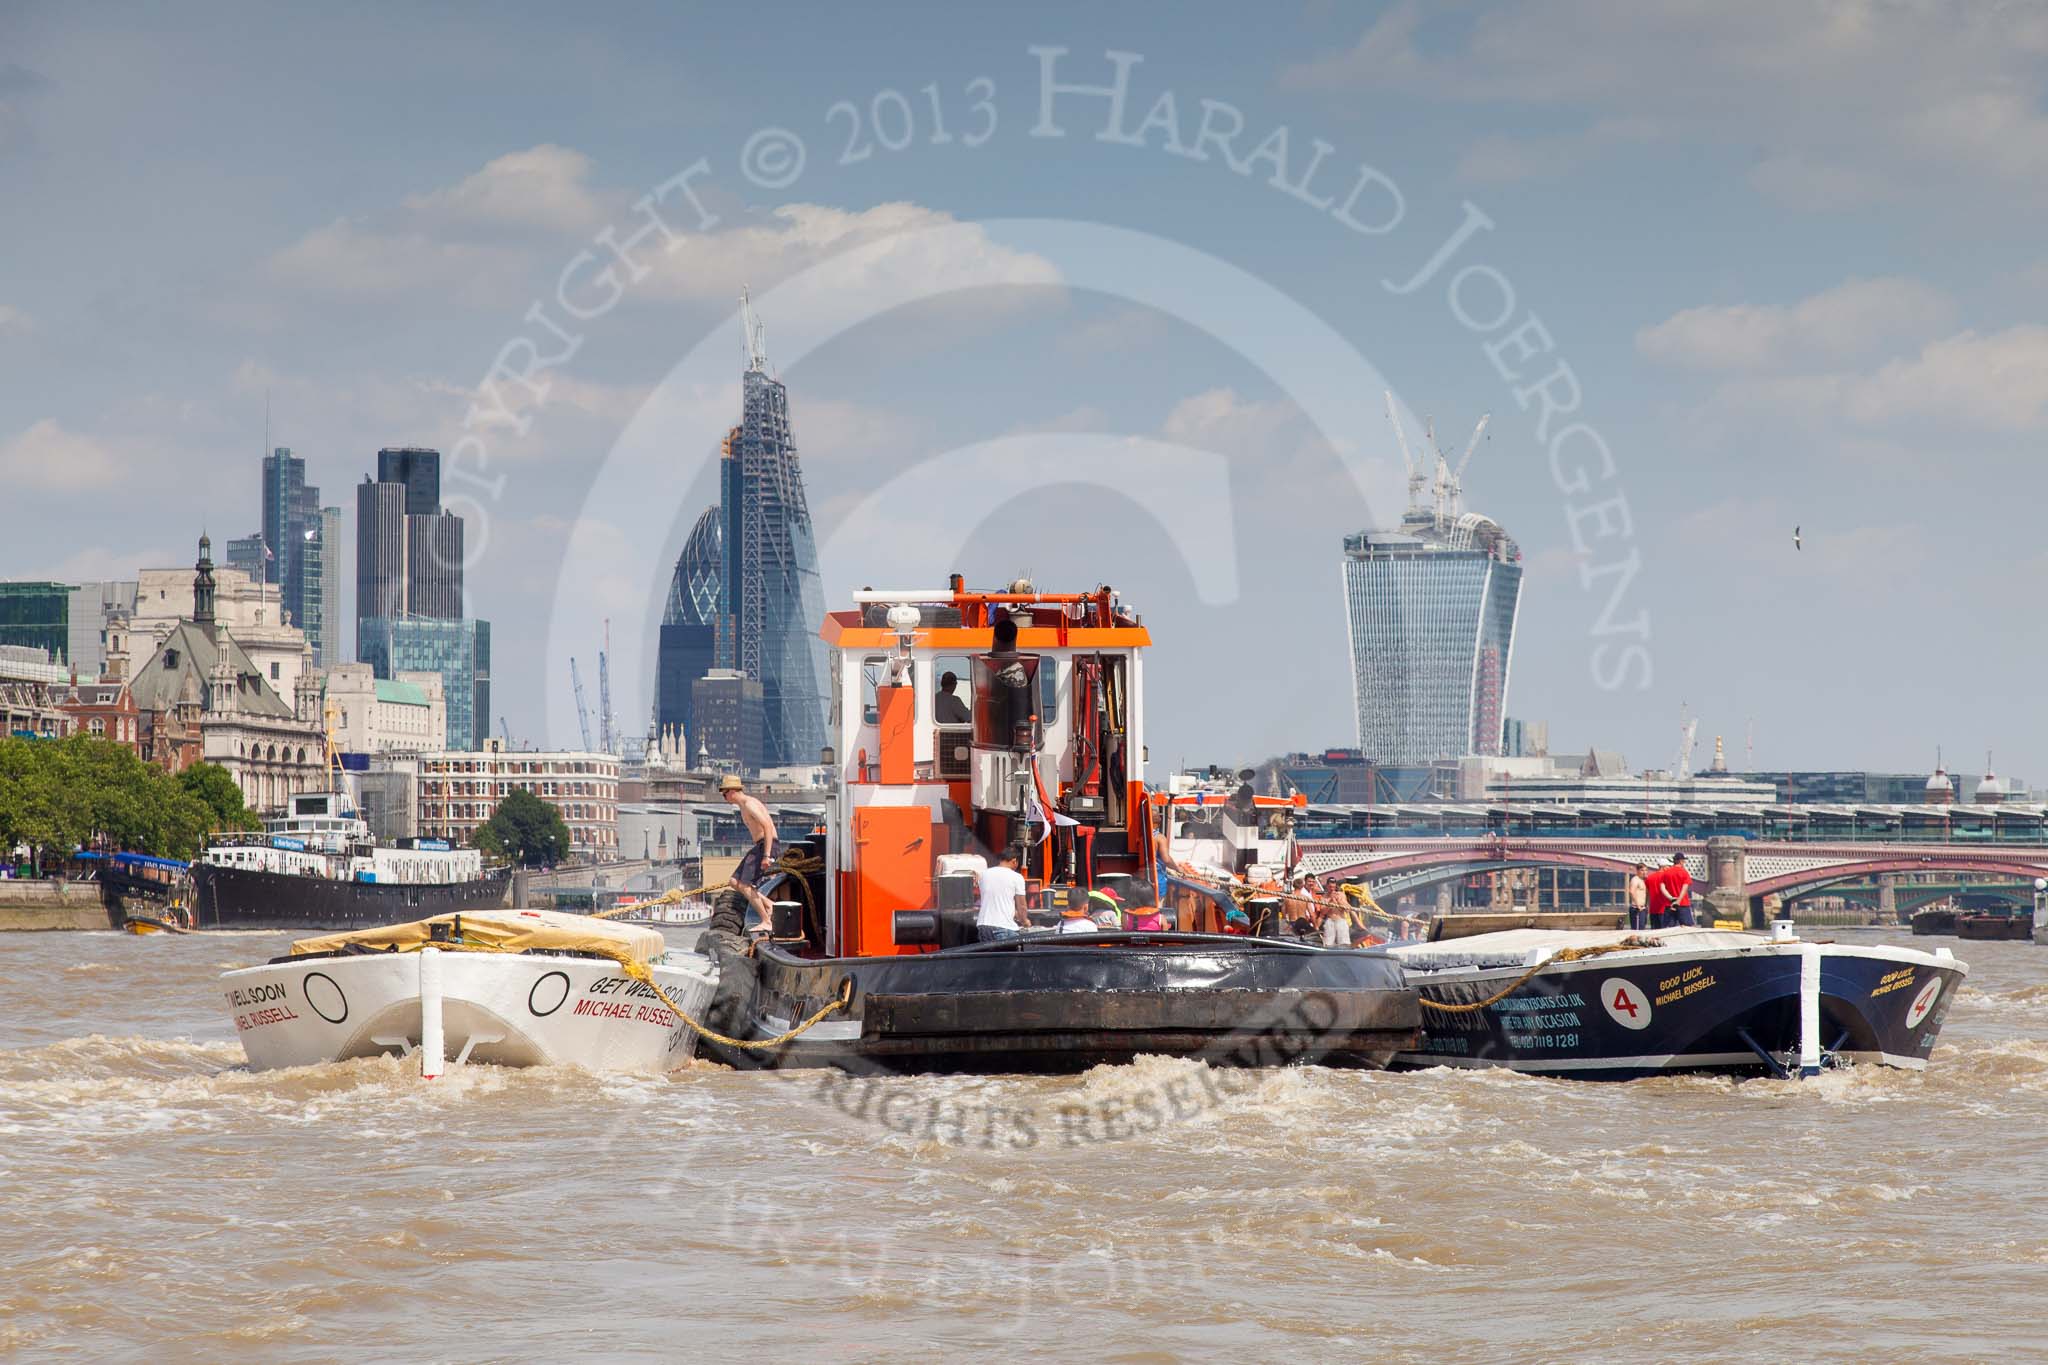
[1417,937,1663,1014]
[591,884,705,920]
[624,962,851,1051]
[380,932,852,1053]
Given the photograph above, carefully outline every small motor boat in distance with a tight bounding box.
[220,909,717,1075]
[696,578,1419,1074]
[1389,911,1967,1079]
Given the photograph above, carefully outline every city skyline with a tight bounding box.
[3,6,2044,776]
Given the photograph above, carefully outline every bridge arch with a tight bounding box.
[1745,854,2048,901]
[1321,847,1645,885]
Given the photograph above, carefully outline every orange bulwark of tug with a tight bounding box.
[692,576,1420,1074]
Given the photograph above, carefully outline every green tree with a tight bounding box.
[474,788,570,867]
[0,735,230,866]
[176,762,260,835]
[0,736,88,870]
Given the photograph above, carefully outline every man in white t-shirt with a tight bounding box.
[975,848,1031,942]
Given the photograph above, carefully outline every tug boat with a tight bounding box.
[1390,911,1967,1079]
[219,909,717,1074]
[696,578,1420,1074]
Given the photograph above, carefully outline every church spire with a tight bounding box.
[194,532,217,627]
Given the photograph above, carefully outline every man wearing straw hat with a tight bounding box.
[719,775,777,935]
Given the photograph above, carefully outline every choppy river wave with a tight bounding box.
[2,928,2044,1360]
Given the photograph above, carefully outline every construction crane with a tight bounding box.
[1673,706,1700,781]
[1385,391,1427,511]
[499,716,511,747]
[569,657,594,752]
[1425,412,1491,523]
[1449,412,1491,516]
[597,618,615,756]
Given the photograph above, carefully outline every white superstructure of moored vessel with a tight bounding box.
[200,790,484,885]
[190,790,508,929]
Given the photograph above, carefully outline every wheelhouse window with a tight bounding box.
[932,654,975,728]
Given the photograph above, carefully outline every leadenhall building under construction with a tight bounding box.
[656,295,829,770]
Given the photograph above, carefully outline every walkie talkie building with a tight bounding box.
[1342,510,1521,765]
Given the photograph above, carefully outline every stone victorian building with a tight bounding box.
[124,535,327,813]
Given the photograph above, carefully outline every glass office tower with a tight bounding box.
[655,507,724,753]
[261,447,328,663]
[715,318,827,768]
[1342,510,1522,764]
[357,615,488,751]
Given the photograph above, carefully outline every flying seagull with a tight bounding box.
[1793,525,1802,551]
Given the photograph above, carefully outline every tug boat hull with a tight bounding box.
[1392,928,1966,1080]
[700,932,1420,1075]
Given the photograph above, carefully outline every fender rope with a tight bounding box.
[624,963,851,1051]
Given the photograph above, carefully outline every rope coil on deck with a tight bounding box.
[1417,936,1664,1014]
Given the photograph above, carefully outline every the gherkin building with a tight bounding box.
[653,507,724,753]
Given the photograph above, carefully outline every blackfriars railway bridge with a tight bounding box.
[1294,803,2048,922]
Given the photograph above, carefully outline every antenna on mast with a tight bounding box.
[740,285,768,374]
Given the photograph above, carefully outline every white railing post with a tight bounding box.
[419,946,445,1080]
[1796,944,1821,1077]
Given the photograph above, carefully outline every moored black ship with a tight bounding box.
[189,791,508,931]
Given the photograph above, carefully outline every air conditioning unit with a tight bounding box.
[971,748,1021,812]
[936,728,973,780]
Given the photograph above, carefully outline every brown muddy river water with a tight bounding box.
[2,927,2044,1361]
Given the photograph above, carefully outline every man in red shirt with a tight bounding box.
[1659,853,1695,927]
[1644,860,1674,929]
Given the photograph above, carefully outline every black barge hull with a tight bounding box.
[1397,943,1965,1080]
[189,863,510,931]
[699,932,1421,1075]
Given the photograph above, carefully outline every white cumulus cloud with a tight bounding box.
[1283,2,2048,207]
[0,419,123,493]
[1636,278,1954,371]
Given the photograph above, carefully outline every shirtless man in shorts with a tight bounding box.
[719,775,777,934]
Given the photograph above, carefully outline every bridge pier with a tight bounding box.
[1877,875,1898,926]
[1705,836,1752,928]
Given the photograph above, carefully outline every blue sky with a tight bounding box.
[4,2,2046,780]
